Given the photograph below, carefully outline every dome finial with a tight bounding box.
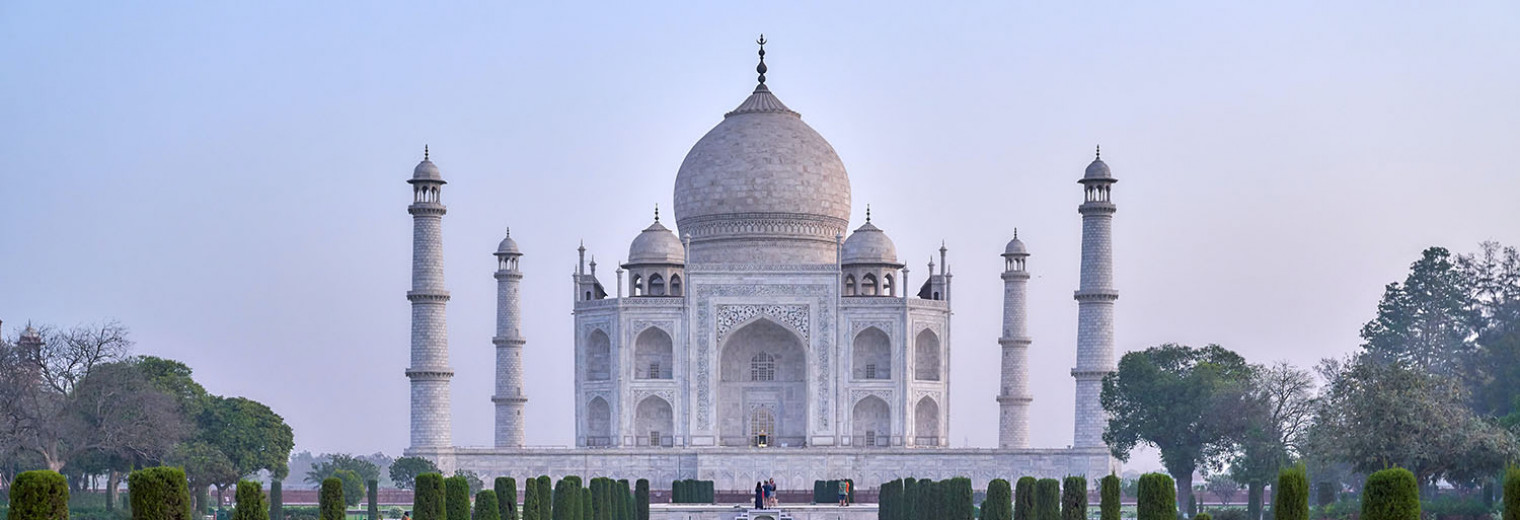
[654,204,660,222]
[1095,144,1100,160]
[866,204,871,223]
[1014,227,1018,239]
[424,144,430,160]
[756,34,768,85]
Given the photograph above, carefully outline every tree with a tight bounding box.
[448,475,474,520]
[1099,475,1120,520]
[1136,473,1176,520]
[945,477,974,520]
[634,479,648,520]
[168,440,237,513]
[1274,466,1307,520]
[1361,468,1418,520]
[537,476,552,520]
[131,466,194,520]
[983,479,1013,520]
[234,480,270,520]
[1103,344,1255,514]
[1360,248,1481,382]
[523,477,540,520]
[1034,479,1060,520]
[454,470,485,495]
[196,395,294,492]
[1014,477,1035,520]
[1203,474,1240,506]
[390,457,440,491]
[308,454,382,487]
[1504,466,1518,520]
[8,470,68,520]
[1228,362,1316,519]
[495,477,517,520]
[270,480,283,520]
[474,490,501,520]
[1462,243,1520,417]
[1061,477,1086,520]
[369,480,380,520]
[320,478,345,520]
[414,473,445,520]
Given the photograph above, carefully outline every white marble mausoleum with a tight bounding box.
[402,40,1123,491]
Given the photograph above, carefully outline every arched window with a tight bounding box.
[862,274,878,296]
[750,352,776,381]
[587,329,612,381]
[631,275,643,296]
[750,407,776,446]
[914,329,941,381]
[649,274,665,296]
[669,274,682,296]
[844,275,856,296]
[883,274,894,296]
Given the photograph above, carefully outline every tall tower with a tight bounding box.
[406,147,453,450]
[997,231,1033,449]
[1073,147,1118,449]
[492,230,527,447]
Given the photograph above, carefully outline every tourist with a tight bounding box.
[754,482,763,509]
[838,480,849,507]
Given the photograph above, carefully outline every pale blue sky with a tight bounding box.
[2,2,1517,471]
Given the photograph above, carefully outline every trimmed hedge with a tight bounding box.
[913,479,936,520]
[446,476,472,520]
[618,480,634,520]
[945,477,974,520]
[522,478,539,520]
[319,478,344,520]
[1061,477,1086,520]
[1505,467,1519,520]
[233,481,269,520]
[495,478,517,520]
[474,491,500,520]
[9,470,68,520]
[413,473,445,520]
[129,466,192,520]
[982,479,1012,520]
[1275,466,1307,520]
[669,480,713,504]
[1099,475,1120,520]
[1136,473,1176,520]
[1014,477,1036,520]
[1034,479,1060,520]
[1362,469,1418,520]
[536,477,552,520]
[634,479,648,520]
[879,479,903,520]
[368,480,380,520]
[270,481,283,520]
[1197,513,1212,520]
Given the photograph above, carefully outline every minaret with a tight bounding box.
[406,146,453,450]
[492,229,527,447]
[1073,146,1118,449]
[997,230,1033,449]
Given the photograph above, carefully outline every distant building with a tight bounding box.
[402,40,1121,490]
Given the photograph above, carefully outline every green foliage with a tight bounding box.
[389,458,441,491]
[521,478,538,520]
[1361,468,1419,520]
[367,480,379,520]
[1136,473,1176,520]
[633,480,648,520]
[319,478,344,520]
[197,396,295,480]
[618,479,633,520]
[1061,477,1086,520]
[494,478,517,520]
[536,477,551,520]
[1274,466,1307,520]
[982,479,1012,520]
[879,479,905,520]
[233,481,268,520]
[1033,479,1060,520]
[413,474,445,520]
[454,472,485,495]
[668,480,712,505]
[330,470,365,508]
[307,455,381,488]
[269,481,282,520]
[129,467,192,520]
[1014,477,1035,520]
[1505,467,1519,520]
[446,476,472,520]
[473,491,499,520]
[1315,482,1335,508]
[1196,514,1212,520]
[9,470,69,520]
[550,478,573,520]
[1099,475,1120,520]
[943,478,974,520]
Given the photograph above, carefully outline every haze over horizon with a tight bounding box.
[3,2,1517,474]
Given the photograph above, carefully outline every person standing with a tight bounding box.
[837,481,849,507]
[754,482,763,509]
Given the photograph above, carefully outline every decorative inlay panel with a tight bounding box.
[715,304,810,344]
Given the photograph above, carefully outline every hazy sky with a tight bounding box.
[3,2,1517,472]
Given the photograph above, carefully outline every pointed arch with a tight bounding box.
[914,328,941,381]
[844,274,857,296]
[587,396,612,447]
[852,395,891,447]
[852,326,891,380]
[631,274,643,296]
[587,329,611,381]
[669,274,682,296]
[649,273,665,296]
[633,396,674,447]
[862,273,878,296]
[914,396,940,447]
[883,274,895,296]
[718,318,807,447]
[634,326,673,380]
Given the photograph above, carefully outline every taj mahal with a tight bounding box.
[401,40,1122,491]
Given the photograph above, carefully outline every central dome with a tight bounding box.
[673,84,852,264]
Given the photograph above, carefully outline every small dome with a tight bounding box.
[627,220,685,265]
[1083,158,1112,181]
[412,159,443,183]
[496,230,521,256]
[842,221,899,265]
[1003,236,1028,256]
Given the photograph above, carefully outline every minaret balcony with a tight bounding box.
[1073,289,1119,302]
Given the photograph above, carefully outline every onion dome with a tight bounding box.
[496,229,521,256]
[842,210,901,265]
[1082,145,1114,182]
[626,213,685,266]
[411,145,444,183]
[1003,230,1028,257]
[672,37,851,264]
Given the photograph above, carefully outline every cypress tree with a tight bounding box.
[473,491,500,520]
[1062,477,1086,520]
[903,478,918,520]
[634,479,649,520]
[414,474,445,520]
[1034,479,1060,520]
[579,486,591,520]
[496,478,517,520]
[271,481,284,520]
[9,470,69,520]
[131,467,193,520]
[982,479,1012,520]
[914,480,937,520]
[1361,468,1418,520]
[536,477,552,520]
[368,480,380,520]
[1136,473,1176,520]
[1099,475,1120,520]
[618,480,634,520]
[446,476,472,520]
[1197,514,1212,520]
[320,478,345,520]
[522,478,538,520]
[233,481,269,520]
[1275,466,1308,520]
[946,477,975,520]
[1505,467,1519,520]
[1014,477,1036,520]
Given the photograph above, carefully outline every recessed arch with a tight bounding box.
[718,318,807,447]
[669,274,682,296]
[649,273,665,296]
[634,326,673,380]
[862,273,878,296]
[914,396,940,447]
[587,329,611,381]
[852,395,891,447]
[844,274,857,296]
[633,396,673,447]
[852,327,891,380]
[914,329,941,381]
[587,396,612,447]
[631,274,643,296]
